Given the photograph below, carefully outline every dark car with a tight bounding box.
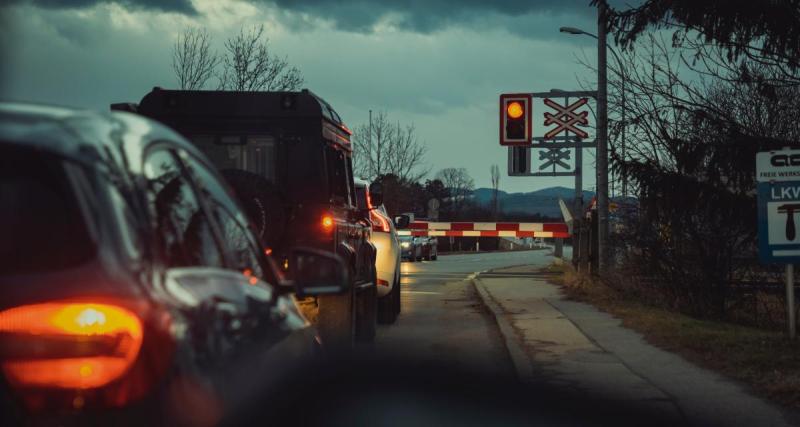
[399,236,421,262]
[419,237,438,261]
[0,103,347,425]
[113,88,378,346]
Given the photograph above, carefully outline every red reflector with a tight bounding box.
[377,279,389,287]
[0,302,143,390]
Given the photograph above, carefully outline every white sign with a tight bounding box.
[767,201,800,244]
[756,149,800,182]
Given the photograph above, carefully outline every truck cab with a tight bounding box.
[112,88,378,346]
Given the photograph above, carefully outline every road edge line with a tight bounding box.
[471,276,534,383]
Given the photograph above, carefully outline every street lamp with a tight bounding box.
[559,2,610,274]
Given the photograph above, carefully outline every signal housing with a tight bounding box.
[499,93,532,146]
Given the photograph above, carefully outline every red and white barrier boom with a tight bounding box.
[396,222,569,238]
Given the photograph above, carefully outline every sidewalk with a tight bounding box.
[473,264,798,427]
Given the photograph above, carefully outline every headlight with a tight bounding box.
[401,242,410,248]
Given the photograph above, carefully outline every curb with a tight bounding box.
[471,276,535,383]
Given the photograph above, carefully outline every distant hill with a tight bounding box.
[472,186,595,218]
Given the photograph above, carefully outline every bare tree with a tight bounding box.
[490,164,500,219]
[352,110,429,182]
[435,168,474,212]
[172,27,219,90]
[217,25,304,91]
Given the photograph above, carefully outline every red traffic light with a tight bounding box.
[499,94,531,146]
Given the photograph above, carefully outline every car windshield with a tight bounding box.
[0,145,95,274]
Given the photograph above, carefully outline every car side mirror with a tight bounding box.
[290,248,349,297]
[393,214,410,229]
[369,181,383,207]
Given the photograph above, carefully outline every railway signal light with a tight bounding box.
[499,93,532,146]
[508,146,531,176]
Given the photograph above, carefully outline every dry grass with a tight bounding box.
[546,263,800,409]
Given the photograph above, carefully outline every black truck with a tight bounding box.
[112,88,378,347]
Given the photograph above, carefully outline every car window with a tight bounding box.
[0,145,95,274]
[143,148,223,269]
[326,146,350,205]
[105,181,142,261]
[354,185,368,210]
[182,155,268,281]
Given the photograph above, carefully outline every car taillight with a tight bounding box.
[370,210,391,233]
[0,302,143,390]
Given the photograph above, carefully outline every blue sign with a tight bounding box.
[758,181,800,264]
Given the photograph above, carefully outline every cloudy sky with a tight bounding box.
[0,0,625,193]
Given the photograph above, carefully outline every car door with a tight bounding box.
[142,145,252,394]
[179,151,316,397]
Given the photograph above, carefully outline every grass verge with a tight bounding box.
[544,263,800,409]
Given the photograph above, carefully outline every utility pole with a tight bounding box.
[596,1,610,274]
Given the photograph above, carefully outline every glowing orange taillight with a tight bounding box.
[370,210,391,233]
[322,215,334,231]
[0,302,143,390]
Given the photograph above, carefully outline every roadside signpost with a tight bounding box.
[756,148,800,339]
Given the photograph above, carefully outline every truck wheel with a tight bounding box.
[355,274,377,342]
[317,286,355,352]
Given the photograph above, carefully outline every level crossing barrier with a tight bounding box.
[396,221,569,238]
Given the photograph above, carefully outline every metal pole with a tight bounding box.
[596,1,610,274]
[572,94,584,269]
[788,264,796,339]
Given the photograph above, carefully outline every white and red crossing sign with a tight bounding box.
[543,97,590,139]
[396,221,569,238]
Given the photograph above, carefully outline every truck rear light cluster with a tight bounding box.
[321,215,335,232]
[369,210,391,233]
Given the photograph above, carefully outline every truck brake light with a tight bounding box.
[322,215,334,232]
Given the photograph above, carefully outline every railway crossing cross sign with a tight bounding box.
[756,148,800,264]
[538,148,571,170]
[543,97,590,139]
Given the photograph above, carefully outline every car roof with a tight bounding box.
[0,102,210,175]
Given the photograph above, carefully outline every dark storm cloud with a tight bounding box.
[5,0,196,14]
[268,0,595,33]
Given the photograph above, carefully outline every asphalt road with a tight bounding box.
[372,249,552,377]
